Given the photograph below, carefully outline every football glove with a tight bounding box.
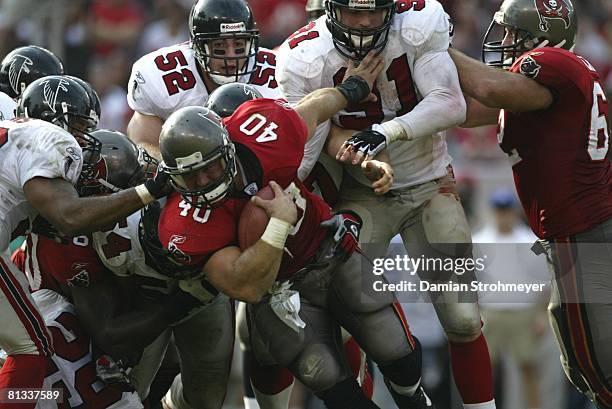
[345,129,387,159]
[144,164,172,199]
[319,210,362,262]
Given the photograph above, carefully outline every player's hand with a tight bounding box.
[343,50,384,103]
[144,163,172,199]
[336,129,387,165]
[363,160,394,195]
[251,181,298,226]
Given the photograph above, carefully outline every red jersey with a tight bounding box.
[12,233,108,296]
[158,192,245,267]
[159,99,332,280]
[499,48,612,239]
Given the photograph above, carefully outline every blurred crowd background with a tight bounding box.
[0,0,608,408]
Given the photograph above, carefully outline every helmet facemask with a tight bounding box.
[192,32,259,85]
[54,105,102,192]
[164,138,237,209]
[136,147,159,182]
[74,132,103,196]
[482,19,540,69]
[325,1,394,61]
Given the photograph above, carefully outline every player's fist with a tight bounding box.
[362,160,394,195]
[144,163,172,199]
[343,50,384,103]
[251,181,298,226]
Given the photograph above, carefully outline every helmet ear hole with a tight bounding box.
[39,110,56,122]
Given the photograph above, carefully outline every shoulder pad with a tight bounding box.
[277,17,335,79]
[395,0,450,47]
[128,43,201,119]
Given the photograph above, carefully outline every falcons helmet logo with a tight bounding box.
[41,78,70,113]
[8,54,33,95]
[534,0,572,32]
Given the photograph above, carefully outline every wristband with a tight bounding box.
[336,75,370,105]
[135,184,155,205]
[372,120,410,144]
[260,217,293,249]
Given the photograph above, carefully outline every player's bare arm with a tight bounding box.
[203,182,297,303]
[294,50,384,141]
[127,111,163,160]
[449,48,553,113]
[23,174,168,236]
[461,95,501,128]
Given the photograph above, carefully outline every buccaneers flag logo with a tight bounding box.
[519,54,543,78]
[534,0,572,32]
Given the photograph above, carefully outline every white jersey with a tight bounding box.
[92,205,216,308]
[0,119,82,252]
[127,42,282,120]
[0,91,16,120]
[92,210,173,296]
[276,1,460,188]
[33,289,143,409]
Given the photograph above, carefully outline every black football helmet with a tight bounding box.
[482,0,578,68]
[204,82,262,118]
[17,75,102,190]
[77,129,158,196]
[189,0,259,85]
[160,106,236,209]
[66,76,102,128]
[325,0,395,60]
[306,0,326,22]
[0,45,64,98]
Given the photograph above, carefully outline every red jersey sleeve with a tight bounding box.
[511,48,593,99]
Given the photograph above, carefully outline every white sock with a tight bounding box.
[389,377,420,397]
[253,382,294,409]
[464,399,497,409]
[244,397,261,409]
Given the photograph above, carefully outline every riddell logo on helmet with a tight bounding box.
[534,0,572,32]
[220,22,246,33]
[348,0,376,9]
